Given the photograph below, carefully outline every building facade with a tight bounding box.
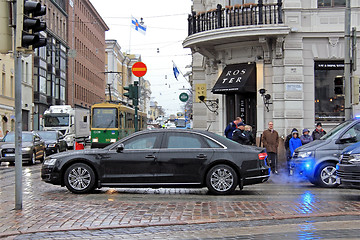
[33,0,68,130]
[67,0,109,109]
[184,0,360,142]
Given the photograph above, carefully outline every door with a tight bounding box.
[156,132,214,184]
[100,132,163,184]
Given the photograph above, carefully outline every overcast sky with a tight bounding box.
[90,0,193,115]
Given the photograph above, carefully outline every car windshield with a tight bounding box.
[3,133,33,142]
[92,108,118,128]
[321,120,353,140]
[36,131,57,140]
[176,119,186,128]
[44,114,69,127]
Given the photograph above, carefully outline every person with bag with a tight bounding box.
[224,117,242,139]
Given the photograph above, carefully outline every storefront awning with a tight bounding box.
[211,63,256,94]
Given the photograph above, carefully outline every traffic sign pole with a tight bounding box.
[131,62,146,132]
[134,80,139,132]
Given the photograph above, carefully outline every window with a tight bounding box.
[166,133,203,149]
[318,0,345,7]
[203,137,223,148]
[342,123,360,143]
[229,0,256,5]
[124,134,157,150]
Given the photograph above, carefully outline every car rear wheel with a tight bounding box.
[64,163,96,194]
[315,162,339,188]
[206,164,238,195]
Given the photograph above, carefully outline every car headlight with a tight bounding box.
[43,158,57,166]
[297,151,313,158]
[349,154,360,164]
[22,147,32,151]
[47,143,56,148]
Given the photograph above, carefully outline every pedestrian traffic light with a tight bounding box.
[16,0,47,51]
[0,0,12,54]
[334,76,344,95]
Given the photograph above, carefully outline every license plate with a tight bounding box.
[336,177,341,184]
[5,153,15,157]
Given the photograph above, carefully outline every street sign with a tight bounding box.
[179,92,189,102]
[132,62,147,77]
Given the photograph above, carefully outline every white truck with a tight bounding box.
[42,105,90,149]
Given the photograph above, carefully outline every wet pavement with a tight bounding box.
[1,162,360,239]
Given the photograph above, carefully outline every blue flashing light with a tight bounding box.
[355,115,360,119]
[305,163,311,169]
[336,164,339,170]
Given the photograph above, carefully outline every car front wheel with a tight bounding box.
[206,164,238,195]
[64,163,96,194]
[315,162,339,188]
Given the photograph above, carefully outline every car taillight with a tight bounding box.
[258,153,267,160]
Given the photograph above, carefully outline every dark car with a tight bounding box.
[0,131,46,165]
[336,141,360,189]
[290,118,360,188]
[41,129,270,195]
[35,130,67,155]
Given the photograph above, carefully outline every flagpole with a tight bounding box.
[128,17,132,54]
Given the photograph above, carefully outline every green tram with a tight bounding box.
[90,102,147,148]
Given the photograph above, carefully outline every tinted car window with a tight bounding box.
[342,122,360,142]
[124,135,157,149]
[203,136,223,148]
[166,133,203,149]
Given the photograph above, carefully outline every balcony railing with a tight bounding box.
[188,0,283,36]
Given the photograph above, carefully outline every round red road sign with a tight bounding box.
[132,62,147,77]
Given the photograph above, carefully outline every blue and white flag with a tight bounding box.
[173,62,180,81]
[131,17,147,35]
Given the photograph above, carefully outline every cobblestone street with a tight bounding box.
[1,163,360,239]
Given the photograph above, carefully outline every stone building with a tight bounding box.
[183,0,360,143]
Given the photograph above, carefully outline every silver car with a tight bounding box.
[0,132,46,165]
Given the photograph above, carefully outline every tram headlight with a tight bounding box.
[110,139,116,143]
[92,138,98,143]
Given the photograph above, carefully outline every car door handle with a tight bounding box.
[145,155,157,160]
[197,154,207,159]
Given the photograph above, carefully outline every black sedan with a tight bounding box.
[41,129,270,195]
[0,131,46,165]
[35,130,67,155]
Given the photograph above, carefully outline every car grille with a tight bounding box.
[337,169,360,180]
[340,154,351,164]
[1,148,15,157]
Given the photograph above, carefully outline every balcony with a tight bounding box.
[183,1,290,61]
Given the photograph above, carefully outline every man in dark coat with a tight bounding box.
[312,122,327,140]
[224,117,242,139]
[232,122,250,145]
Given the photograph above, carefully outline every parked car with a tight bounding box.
[290,118,360,188]
[336,141,360,189]
[35,130,67,155]
[41,129,270,195]
[0,131,46,165]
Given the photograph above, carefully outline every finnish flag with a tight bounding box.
[131,17,147,35]
[173,62,180,81]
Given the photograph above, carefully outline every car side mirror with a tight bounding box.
[116,143,124,153]
[336,133,356,144]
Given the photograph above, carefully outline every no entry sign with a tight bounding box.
[132,62,147,77]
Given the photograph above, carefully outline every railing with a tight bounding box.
[188,0,283,36]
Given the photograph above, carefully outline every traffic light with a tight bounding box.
[124,84,135,99]
[0,0,12,54]
[334,76,344,95]
[16,0,47,51]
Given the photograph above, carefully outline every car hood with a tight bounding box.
[295,139,329,152]
[342,142,360,154]
[0,142,33,149]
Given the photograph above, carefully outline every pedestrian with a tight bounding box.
[300,128,313,145]
[224,117,242,139]
[284,128,298,173]
[232,122,250,145]
[261,121,279,174]
[245,125,255,145]
[289,130,302,157]
[312,122,327,140]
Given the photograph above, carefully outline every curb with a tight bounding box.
[1,212,359,238]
